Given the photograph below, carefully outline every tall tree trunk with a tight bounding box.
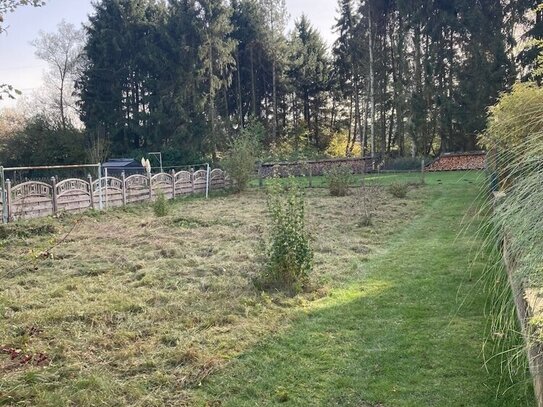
[209,44,216,160]
[272,59,277,140]
[347,92,353,156]
[235,49,244,127]
[59,72,66,130]
[412,24,422,157]
[250,44,256,118]
[362,94,368,156]
[368,4,376,163]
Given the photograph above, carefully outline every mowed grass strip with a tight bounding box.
[195,172,535,406]
[0,174,423,406]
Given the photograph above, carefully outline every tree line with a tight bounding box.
[1,0,542,167]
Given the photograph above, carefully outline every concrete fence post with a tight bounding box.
[98,163,103,210]
[148,171,153,201]
[171,169,176,199]
[191,170,195,194]
[206,163,210,199]
[121,171,127,206]
[104,168,109,209]
[5,179,12,223]
[51,177,58,216]
[88,174,95,210]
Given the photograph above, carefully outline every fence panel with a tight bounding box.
[209,169,225,190]
[174,171,193,196]
[193,170,207,194]
[56,178,92,214]
[93,177,124,208]
[151,173,174,199]
[125,174,150,204]
[10,181,54,220]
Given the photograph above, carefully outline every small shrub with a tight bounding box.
[153,190,169,217]
[388,182,408,198]
[222,123,261,192]
[264,180,313,292]
[357,178,373,227]
[326,164,353,197]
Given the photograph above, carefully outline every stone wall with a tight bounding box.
[259,157,374,178]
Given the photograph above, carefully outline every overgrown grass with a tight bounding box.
[0,172,532,406]
[0,174,424,406]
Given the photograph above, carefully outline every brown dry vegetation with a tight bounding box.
[0,186,422,406]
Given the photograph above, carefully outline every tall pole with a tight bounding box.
[98,163,103,210]
[0,166,6,224]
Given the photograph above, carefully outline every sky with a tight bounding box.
[0,0,339,109]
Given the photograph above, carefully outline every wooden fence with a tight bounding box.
[0,168,228,222]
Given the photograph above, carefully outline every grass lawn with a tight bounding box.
[0,172,534,406]
[196,171,534,406]
[250,171,427,189]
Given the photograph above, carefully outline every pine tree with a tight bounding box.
[288,15,330,148]
[196,0,236,158]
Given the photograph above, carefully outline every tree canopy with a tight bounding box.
[2,0,542,165]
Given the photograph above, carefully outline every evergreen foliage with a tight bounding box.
[43,0,537,162]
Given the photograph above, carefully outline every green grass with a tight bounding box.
[195,171,535,406]
[0,171,534,406]
[251,171,428,189]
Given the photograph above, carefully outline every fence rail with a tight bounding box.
[0,168,228,223]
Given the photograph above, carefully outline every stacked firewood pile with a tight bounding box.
[426,152,486,171]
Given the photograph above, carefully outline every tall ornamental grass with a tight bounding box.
[478,81,543,381]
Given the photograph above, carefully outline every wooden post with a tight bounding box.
[88,174,95,210]
[148,171,153,201]
[51,177,58,216]
[121,171,127,206]
[5,179,11,223]
[171,169,176,199]
[258,162,263,188]
[190,170,195,194]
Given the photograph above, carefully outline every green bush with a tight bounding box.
[222,124,261,193]
[153,190,169,217]
[326,164,353,197]
[264,180,313,292]
[388,182,408,198]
